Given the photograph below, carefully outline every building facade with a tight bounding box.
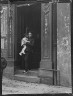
[1,1,71,87]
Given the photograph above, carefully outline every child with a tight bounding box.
[19,36,30,56]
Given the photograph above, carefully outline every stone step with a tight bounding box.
[28,70,39,76]
[15,70,39,76]
[14,74,40,83]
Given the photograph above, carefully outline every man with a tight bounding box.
[21,32,34,73]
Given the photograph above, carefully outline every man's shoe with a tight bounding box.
[23,70,28,74]
[23,70,26,73]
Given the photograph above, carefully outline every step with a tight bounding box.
[15,70,39,76]
[14,74,40,83]
[28,70,39,76]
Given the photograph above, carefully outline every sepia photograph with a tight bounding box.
[1,0,72,95]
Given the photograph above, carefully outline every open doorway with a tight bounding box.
[14,3,41,71]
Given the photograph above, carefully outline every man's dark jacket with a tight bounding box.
[25,37,34,53]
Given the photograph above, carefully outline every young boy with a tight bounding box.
[19,36,30,55]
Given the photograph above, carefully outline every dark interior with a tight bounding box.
[15,3,41,70]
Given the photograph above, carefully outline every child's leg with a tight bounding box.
[22,46,26,54]
[19,49,23,55]
[19,45,26,55]
[19,49,24,55]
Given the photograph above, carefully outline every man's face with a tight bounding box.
[28,32,32,37]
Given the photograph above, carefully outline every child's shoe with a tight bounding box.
[19,53,22,55]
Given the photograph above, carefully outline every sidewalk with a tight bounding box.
[2,76,72,94]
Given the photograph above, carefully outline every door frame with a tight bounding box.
[14,1,42,71]
[13,1,57,78]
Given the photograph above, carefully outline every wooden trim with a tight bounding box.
[52,3,57,85]
[11,0,52,4]
[10,0,72,4]
[52,3,57,70]
[14,4,17,61]
[14,4,18,72]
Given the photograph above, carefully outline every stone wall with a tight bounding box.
[1,4,15,79]
[1,3,71,87]
[1,5,8,58]
[57,3,71,87]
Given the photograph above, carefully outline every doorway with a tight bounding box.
[14,3,41,71]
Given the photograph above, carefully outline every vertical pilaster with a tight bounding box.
[3,4,15,79]
[7,3,14,58]
[39,3,53,84]
[40,3,52,69]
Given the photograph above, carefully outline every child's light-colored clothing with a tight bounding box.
[19,37,30,55]
[19,45,26,55]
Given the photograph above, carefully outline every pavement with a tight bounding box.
[2,76,72,94]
